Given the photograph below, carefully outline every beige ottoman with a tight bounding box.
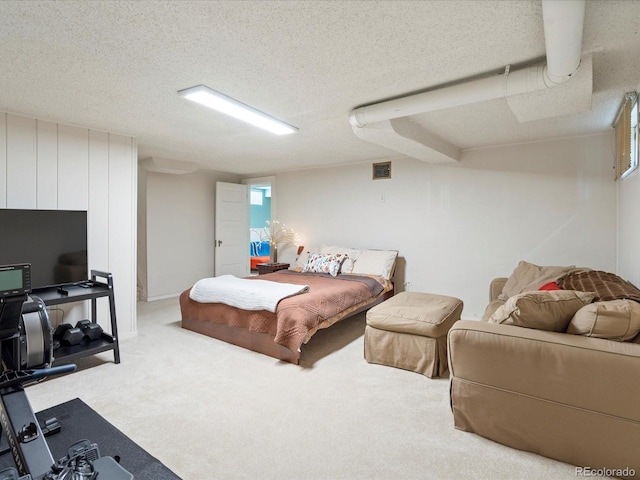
[365,292,463,378]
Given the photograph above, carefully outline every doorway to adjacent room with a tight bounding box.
[243,176,275,273]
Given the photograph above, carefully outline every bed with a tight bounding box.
[180,247,397,364]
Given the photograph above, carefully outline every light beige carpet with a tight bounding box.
[27,298,592,479]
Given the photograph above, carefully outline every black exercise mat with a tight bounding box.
[0,398,182,480]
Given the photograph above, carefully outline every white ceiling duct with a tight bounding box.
[350,0,588,164]
[541,0,585,85]
[354,117,462,164]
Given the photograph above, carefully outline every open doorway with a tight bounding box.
[243,176,275,273]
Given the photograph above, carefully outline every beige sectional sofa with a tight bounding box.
[448,266,640,478]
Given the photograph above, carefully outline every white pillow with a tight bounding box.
[351,249,397,279]
[319,244,362,273]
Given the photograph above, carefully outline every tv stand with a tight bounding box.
[32,270,120,366]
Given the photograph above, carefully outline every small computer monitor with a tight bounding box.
[0,264,31,341]
[0,263,31,298]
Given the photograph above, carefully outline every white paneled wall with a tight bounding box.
[0,114,5,203]
[6,114,37,208]
[0,111,137,336]
[36,121,58,208]
[88,130,110,276]
[108,134,137,333]
[58,124,89,210]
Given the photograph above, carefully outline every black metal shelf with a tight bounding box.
[32,270,120,366]
[33,284,111,306]
[52,333,116,366]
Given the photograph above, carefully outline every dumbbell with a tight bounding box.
[76,319,103,341]
[54,323,84,346]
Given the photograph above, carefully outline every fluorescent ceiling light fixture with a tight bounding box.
[178,84,297,135]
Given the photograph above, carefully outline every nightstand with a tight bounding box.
[256,263,290,275]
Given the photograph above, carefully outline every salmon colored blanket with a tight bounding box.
[180,270,390,353]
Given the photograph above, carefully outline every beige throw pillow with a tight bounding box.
[489,290,596,332]
[566,300,640,342]
[499,261,575,301]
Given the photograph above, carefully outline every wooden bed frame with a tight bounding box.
[181,287,394,365]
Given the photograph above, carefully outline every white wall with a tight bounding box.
[142,170,239,300]
[617,84,640,287]
[617,166,640,287]
[0,112,137,335]
[276,133,616,319]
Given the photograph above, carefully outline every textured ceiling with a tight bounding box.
[1,0,639,175]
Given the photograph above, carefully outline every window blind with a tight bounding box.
[614,92,638,180]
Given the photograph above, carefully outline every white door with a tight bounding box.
[215,182,249,277]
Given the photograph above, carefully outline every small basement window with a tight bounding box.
[613,92,638,180]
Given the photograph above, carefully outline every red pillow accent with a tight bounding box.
[539,281,561,291]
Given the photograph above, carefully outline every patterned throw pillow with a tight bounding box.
[303,253,348,277]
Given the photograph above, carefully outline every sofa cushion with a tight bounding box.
[566,299,640,342]
[489,290,596,332]
[482,300,504,321]
[499,261,575,301]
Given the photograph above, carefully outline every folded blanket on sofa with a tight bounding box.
[559,270,640,303]
[189,275,309,312]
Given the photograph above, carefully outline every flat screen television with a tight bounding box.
[0,209,88,290]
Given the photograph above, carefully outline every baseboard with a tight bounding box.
[145,292,181,302]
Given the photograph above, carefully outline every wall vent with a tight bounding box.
[373,161,391,180]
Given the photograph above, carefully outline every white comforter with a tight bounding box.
[189,274,309,313]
